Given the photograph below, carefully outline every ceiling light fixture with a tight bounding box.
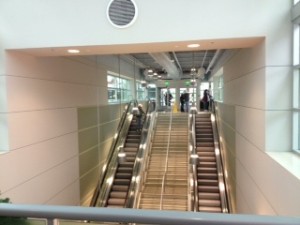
[67,49,80,54]
[187,43,200,48]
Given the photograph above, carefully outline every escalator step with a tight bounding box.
[197,143,214,147]
[198,173,218,179]
[113,179,131,185]
[199,161,216,167]
[119,162,134,167]
[196,147,214,152]
[197,152,215,157]
[199,206,222,213]
[115,172,132,179]
[112,185,129,192]
[124,143,139,147]
[117,167,133,173]
[197,167,217,173]
[199,199,221,207]
[126,156,136,162]
[198,185,219,193]
[110,191,127,198]
[198,192,220,200]
[198,179,218,186]
[107,198,126,206]
[124,147,138,152]
[198,156,216,162]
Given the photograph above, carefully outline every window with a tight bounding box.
[212,75,224,102]
[136,81,147,101]
[107,74,131,103]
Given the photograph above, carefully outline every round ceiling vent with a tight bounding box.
[107,0,138,28]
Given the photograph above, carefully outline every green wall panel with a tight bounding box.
[78,107,98,130]
[98,104,121,124]
[80,166,99,200]
[99,120,119,143]
[79,145,99,175]
[78,127,98,153]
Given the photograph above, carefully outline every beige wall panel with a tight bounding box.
[0,114,9,151]
[6,52,102,86]
[266,66,292,110]
[236,106,265,151]
[6,76,98,112]
[224,44,265,83]
[7,108,77,150]
[236,138,276,215]
[46,180,80,206]
[236,133,300,216]
[217,103,236,129]
[4,157,79,204]
[224,68,265,109]
[266,111,292,151]
[0,133,78,193]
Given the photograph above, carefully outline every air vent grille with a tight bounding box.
[108,0,137,27]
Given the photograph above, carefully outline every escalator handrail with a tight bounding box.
[89,100,137,207]
[125,99,157,208]
[211,100,231,213]
[188,112,199,211]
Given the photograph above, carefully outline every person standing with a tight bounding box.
[202,89,212,111]
[136,104,145,133]
[183,91,190,112]
[180,93,185,112]
[164,90,173,106]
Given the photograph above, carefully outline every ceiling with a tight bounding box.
[14,37,264,81]
[131,50,219,81]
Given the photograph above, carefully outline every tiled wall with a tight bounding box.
[0,51,142,206]
[217,42,300,216]
[78,104,126,206]
[0,52,99,205]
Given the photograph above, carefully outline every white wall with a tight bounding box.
[0,0,292,49]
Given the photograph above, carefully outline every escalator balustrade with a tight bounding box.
[195,113,222,213]
[106,116,142,207]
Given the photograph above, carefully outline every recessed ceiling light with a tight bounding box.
[67,49,80,54]
[187,43,200,48]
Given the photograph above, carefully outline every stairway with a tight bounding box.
[106,116,141,207]
[138,112,189,211]
[195,113,221,213]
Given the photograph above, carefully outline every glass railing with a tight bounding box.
[0,204,299,225]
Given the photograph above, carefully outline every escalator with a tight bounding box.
[195,112,222,213]
[106,116,141,207]
[92,100,156,208]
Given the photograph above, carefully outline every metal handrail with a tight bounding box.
[211,100,232,213]
[0,204,299,225]
[159,111,173,210]
[188,112,198,211]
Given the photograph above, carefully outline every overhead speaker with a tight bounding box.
[107,0,138,28]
